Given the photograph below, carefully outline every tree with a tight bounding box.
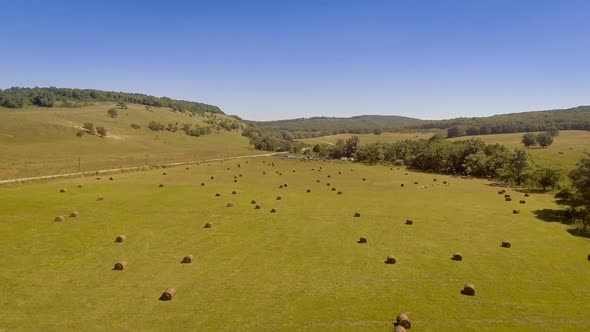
[343,136,360,158]
[500,149,531,185]
[145,105,153,112]
[548,126,560,137]
[96,126,107,137]
[555,153,590,233]
[373,128,382,135]
[532,168,561,191]
[447,125,467,138]
[148,121,164,131]
[521,133,537,148]
[536,132,554,148]
[107,108,118,118]
[117,101,128,109]
[82,122,95,134]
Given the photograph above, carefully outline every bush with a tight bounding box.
[96,126,107,137]
[76,130,84,137]
[82,122,95,134]
[107,108,118,118]
[148,121,164,131]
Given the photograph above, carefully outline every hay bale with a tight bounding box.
[263,172,266,175]
[226,203,233,207]
[210,176,215,179]
[354,212,361,218]
[115,235,127,243]
[251,199,257,204]
[159,184,164,187]
[414,181,419,185]
[186,167,189,170]
[394,326,406,332]
[513,209,520,214]
[234,179,238,183]
[160,288,176,301]
[337,191,342,195]
[504,194,511,198]
[284,184,288,187]
[204,222,212,228]
[163,172,167,175]
[498,189,506,194]
[255,205,261,209]
[358,236,367,243]
[587,254,590,261]
[215,192,221,197]
[401,184,405,187]
[77,184,83,188]
[201,182,206,186]
[338,171,342,175]
[113,260,127,270]
[270,208,277,213]
[326,183,331,187]
[443,181,447,184]
[327,175,331,178]
[276,196,282,200]
[461,283,476,296]
[279,185,283,188]
[96,196,104,201]
[316,180,320,183]
[54,216,64,222]
[385,255,397,264]
[362,178,367,181]
[396,313,411,328]
[524,193,530,197]
[59,188,66,193]
[181,255,194,263]
[505,197,512,202]
[452,252,463,261]
[96,177,101,180]
[307,189,311,193]
[109,177,114,181]
[69,211,79,218]
[405,219,413,225]
[433,178,438,182]
[519,200,526,204]
[232,190,237,195]
[501,240,511,248]
[332,187,336,191]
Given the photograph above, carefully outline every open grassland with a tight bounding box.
[448,131,590,172]
[1,158,589,331]
[299,132,434,146]
[0,104,260,180]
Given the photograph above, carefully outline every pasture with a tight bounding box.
[0,157,589,331]
[299,132,434,146]
[0,104,260,180]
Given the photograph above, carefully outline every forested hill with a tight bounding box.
[250,115,422,137]
[415,106,590,138]
[0,87,223,114]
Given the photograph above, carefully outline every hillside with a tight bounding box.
[0,103,260,179]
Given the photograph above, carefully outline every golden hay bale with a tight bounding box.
[59,188,66,193]
[263,171,266,175]
[505,197,512,202]
[396,313,411,328]
[270,208,277,213]
[326,183,331,186]
[210,176,215,179]
[358,236,367,243]
[405,219,413,225]
[77,184,83,188]
[519,200,526,204]
[501,240,511,248]
[109,177,114,181]
[251,199,257,204]
[339,171,342,174]
[385,255,397,264]
[232,190,237,195]
[201,182,206,186]
[276,196,282,200]
[414,181,419,185]
[587,254,590,261]
[239,174,242,177]
[234,179,238,183]
[160,288,176,301]
[327,175,331,178]
[293,170,296,173]
[96,177,101,180]
[279,185,283,188]
[226,203,233,207]
[452,252,463,261]
[255,205,261,209]
[524,193,530,197]
[433,178,438,182]
[362,178,367,181]
[96,196,104,201]
[498,189,506,194]
[215,193,221,197]
[284,183,288,187]
[307,189,311,193]
[69,211,79,218]
[443,181,448,184]
[354,212,361,218]
[394,326,406,332]
[186,167,189,170]
[181,255,194,263]
[159,184,164,187]
[115,235,127,243]
[316,180,320,183]
[337,191,342,195]
[204,222,212,228]
[54,216,65,222]
[332,187,336,191]
[512,209,520,214]
[401,184,405,187]
[163,172,167,175]
[113,261,127,270]
[461,283,476,296]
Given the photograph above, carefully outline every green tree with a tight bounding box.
[373,128,382,135]
[555,153,590,233]
[500,149,531,185]
[521,133,537,148]
[117,101,128,109]
[107,108,118,118]
[82,122,95,134]
[532,168,561,191]
[343,136,360,158]
[447,125,467,138]
[536,132,554,148]
[96,126,107,137]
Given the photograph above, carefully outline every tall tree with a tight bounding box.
[521,133,537,148]
[536,132,554,148]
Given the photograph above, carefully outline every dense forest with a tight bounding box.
[0,87,223,114]
[415,106,590,138]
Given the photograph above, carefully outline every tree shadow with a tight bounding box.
[532,209,567,223]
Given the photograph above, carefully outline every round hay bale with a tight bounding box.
[96,177,101,180]
[293,170,296,173]
[215,193,221,197]
[239,174,242,177]
[498,190,506,194]
[519,200,526,204]
[255,205,261,209]
[362,178,366,181]
[226,203,233,207]
[405,219,413,225]
[443,181,448,184]
[461,283,476,296]
[270,208,277,213]
[54,216,64,222]
[163,172,167,175]
[59,188,66,193]
[279,173,283,176]
[326,183,331,186]
[358,236,367,243]
[307,189,311,193]
[316,180,320,183]
[69,211,79,218]
[159,184,164,188]
[401,184,405,187]
[394,326,406,332]
[327,175,331,178]
[232,190,237,195]
[524,193,530,197]
[587,254,590,261]
[234,179,238,183]
[505,197,512,202]
[263,172,266,175]
[279,185,283,189]
[109,177,114,181]
[160,288,176,301]
[331,187,336,191]
[115,235,127,243]
[251,199,257,204]
[504,194,511,198]
[234,175,237,179]
[385,255,397,264]
[337,191,342,195]
[201,182,206,186]
[433,178,438,182]
[113,260,127,270]
[414,181,419,185]
[501,240,511,248]
[276,196,282,200]
[186,167,189,170]
[77,184,83,188]
[338,171,342,175]
[284,184,288,187]
[354,212,361,218]
[512,209,520,214]
[96,196,104,201]
[227,167,230,170]
[204,222,212,228]
[210,176,215,179]
[452,252,463,261]
[181,255,194,264]
[396,313,411,328]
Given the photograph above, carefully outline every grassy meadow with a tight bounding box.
[299,132,434,146]
[1,157,589,331]
[0,104,261,180]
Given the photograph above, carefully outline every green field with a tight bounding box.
[0,104,261,180]
[1,157,589,331]
[299,132,435,146]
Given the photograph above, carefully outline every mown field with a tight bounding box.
[299,132,434,146]
[1,157,589,331]
[450,130,590,172]
[0,104,261,180]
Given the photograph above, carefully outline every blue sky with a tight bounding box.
[1,0,589,120]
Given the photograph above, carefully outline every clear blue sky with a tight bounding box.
[1,0,589,120]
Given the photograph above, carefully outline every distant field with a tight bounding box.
[1,157,589,331]
[299,132,434,146]
[448,131,590,172]
[0,104,262,179]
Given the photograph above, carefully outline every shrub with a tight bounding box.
[96,126,107,137]
[82,122,95,134]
